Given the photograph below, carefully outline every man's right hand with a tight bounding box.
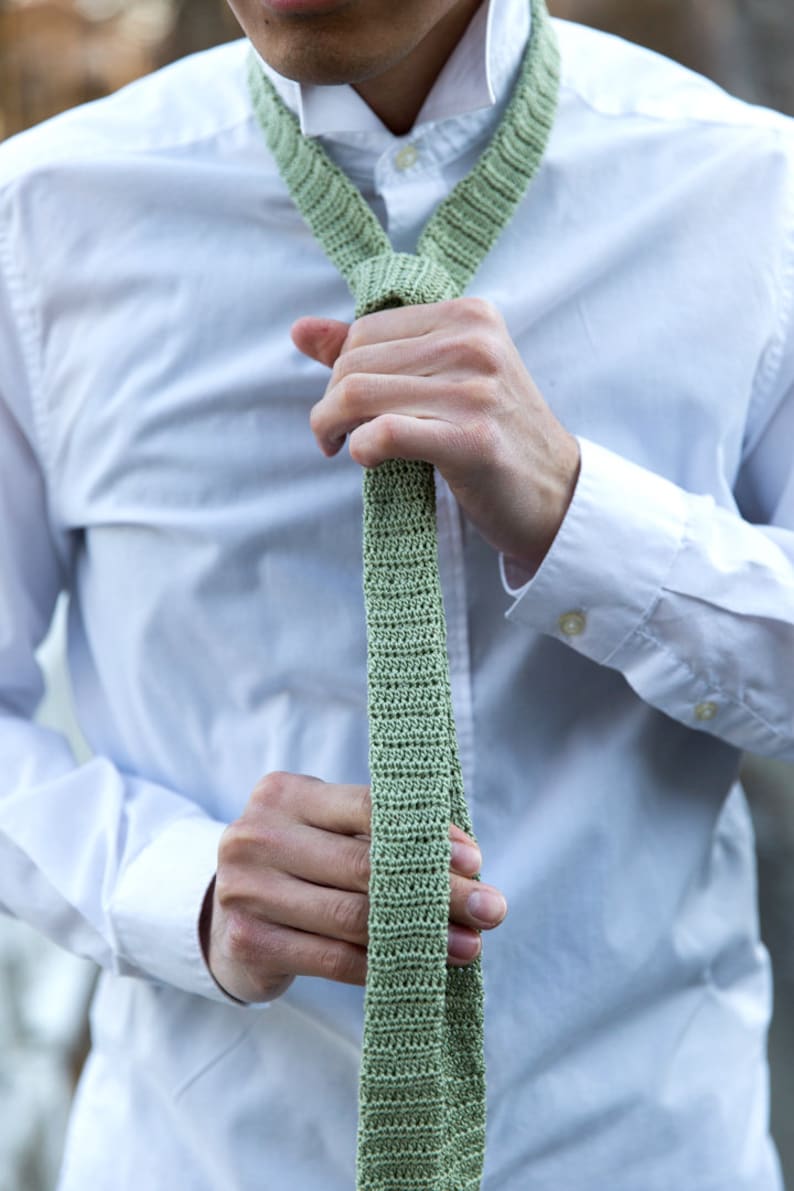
[200,771,508,1004]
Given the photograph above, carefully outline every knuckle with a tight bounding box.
[331,892,368,941]
[308,401,325,437]
[459,295,502,329]
[329,354,348,386]
[217,820,252,869]
[331,347,363,386]
[354,784,372,825]
[216,823,237,867]
[471,336,504,378]
[225,923,291,1002]
[213,862,239,910]
[319,943,362,985]
[451,335,501,378]
[224,910,259,963]
[353,420,393,468]
[374,424,400,465]
[345,316,372,352]
[373,413,400,450]
[213,882,233,916]
[219,817,286,871]
[252,770,294,811]
[337,373,366,413]
[351,842,371,890]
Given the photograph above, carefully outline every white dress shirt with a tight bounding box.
[1,1,793,1186]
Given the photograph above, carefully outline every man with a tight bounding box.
[0,0,792,1187]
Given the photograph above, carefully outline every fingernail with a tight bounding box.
[467,888,507,927]
[450,840,482,875]
[447,926,481,962]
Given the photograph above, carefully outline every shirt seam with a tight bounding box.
[39,110,263,167]
[0,57,256,176]
[0,218,47,461]
[557,73,788,137]
[0,217,69,576]
[126,110,263,162]
[741,127,794,460]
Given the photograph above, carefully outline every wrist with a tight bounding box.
[512,430,581,572]
[198,877,248,1005]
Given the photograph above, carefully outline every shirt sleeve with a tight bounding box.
[501,432,794,760]
[0,218,233,1005]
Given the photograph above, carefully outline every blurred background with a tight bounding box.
[0,1,792,1188]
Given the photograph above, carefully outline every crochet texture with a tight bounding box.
[248,4,560,1186]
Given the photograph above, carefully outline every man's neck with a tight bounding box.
[354,0,482,135]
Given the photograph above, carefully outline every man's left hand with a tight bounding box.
[293,298,580,572]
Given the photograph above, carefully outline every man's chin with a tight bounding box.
[259,55,373,87]
[253,38,401,89]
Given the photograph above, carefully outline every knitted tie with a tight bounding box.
[248,5,559,1187]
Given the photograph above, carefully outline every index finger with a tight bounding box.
[344,299,460,352]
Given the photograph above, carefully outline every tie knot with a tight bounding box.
[350,252,458,318]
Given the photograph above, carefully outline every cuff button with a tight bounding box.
[694,701,719,722]
[559,610,587,638]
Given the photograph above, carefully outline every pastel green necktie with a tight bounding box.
[248,5,560,1186]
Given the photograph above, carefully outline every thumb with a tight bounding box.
[291,316,350,369]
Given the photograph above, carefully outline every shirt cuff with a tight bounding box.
[501,437,688,662]
[111,813,238,1004]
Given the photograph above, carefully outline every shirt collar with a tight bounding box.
[256,0,531,139]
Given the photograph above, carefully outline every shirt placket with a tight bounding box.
[374,136,448,250]
[434,471,477,813]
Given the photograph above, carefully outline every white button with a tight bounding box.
[694,701,719,722]
[558,610,586,638]
[394,144,418,171]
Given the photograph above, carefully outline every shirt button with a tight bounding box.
[694,701,719,722]
[394,144,419,171]
[558,610,587,638]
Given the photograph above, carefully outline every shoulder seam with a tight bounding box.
[0,218,47,468]
[0,218,71,574]
[0,45,255,183]
[558,76,784,136]
[554,19,784,135]
[0,108,261,200]
[101,108,257,162]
